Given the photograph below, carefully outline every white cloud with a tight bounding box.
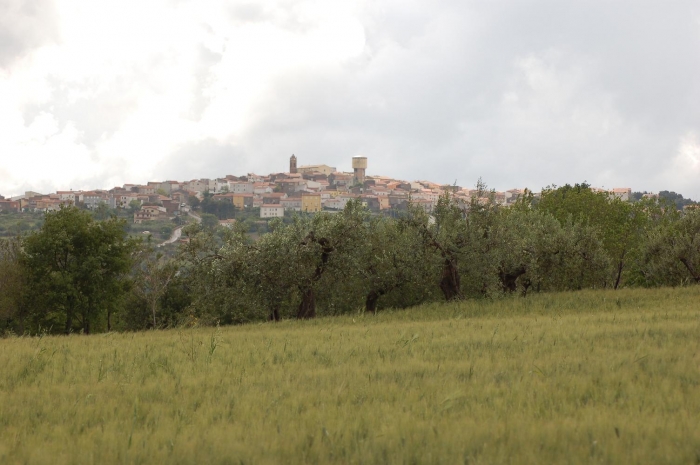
[0,1,699,199]
[661,133,700,194]
[0,0,368,196]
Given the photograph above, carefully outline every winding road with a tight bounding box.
[157,210,202,247]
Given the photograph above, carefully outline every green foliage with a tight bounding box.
[199,191,237,220]
[188,195,200,209]
[199,213,219,231]
[657,190,697,210]
[128,241,180,329]
[638,209,700,286]
[20,206,138,334]
[538,184,667,289]
[0,211,44,237]
[127,199,141,215]
[0,237,27,332]
[6,181,700,333]
[353,215,438,312]
[128,219,177,241]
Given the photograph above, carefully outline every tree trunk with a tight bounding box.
[297,288,316,319]
[679,257,700,283]
[152,299,158,329]
[365,290,380,314]
[439,259,462,301]
[269,305,280,322]
[499,266,526,293]
[65,300,73,335]
[613,260,624,290]
[84,297,92,334]
[18,311,25,335]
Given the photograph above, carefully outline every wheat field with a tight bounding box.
[1,287,699,464]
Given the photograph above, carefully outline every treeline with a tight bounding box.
[1,182,699,335]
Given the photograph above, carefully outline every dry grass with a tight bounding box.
[1,287,699,464]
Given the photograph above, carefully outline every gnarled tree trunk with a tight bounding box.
[365,290,381,314]
[296,233,334,319]
[499,266,526,293]
[269,304,280,322]
[439,259,462,301]
[679,257,700,283]
[297,288,316,319]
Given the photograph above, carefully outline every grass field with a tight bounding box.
[1,287,699,464]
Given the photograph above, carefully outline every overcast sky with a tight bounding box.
[1,0,699,198]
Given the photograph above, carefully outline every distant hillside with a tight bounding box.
[632,190,697,210]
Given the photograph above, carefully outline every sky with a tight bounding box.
[1,0,700,198]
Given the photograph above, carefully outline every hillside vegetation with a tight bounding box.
[4,182,700,335]
[1,287,698,464]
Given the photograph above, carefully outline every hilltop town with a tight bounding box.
[0,155,637,222]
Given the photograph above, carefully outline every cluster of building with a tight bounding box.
[0,156,635,224]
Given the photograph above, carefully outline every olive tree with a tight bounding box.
[638,209,700,286]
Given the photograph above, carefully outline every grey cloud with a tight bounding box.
[0,0,59,68]
[7,1,700,199]
[22,75,141,149]
[229,3,271,24]
[184,45,223,121]
[155,139,247,181]
[226,1,700,197]
[227,1,310,32]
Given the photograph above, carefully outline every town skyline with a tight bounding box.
[0,152,680,201]
[1,154,658,224]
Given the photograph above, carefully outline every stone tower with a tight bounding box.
[352,156,367,184]
[290,154,297,174]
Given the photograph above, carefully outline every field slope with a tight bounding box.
[1,287,699,464]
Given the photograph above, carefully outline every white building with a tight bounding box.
[280,198,302,211]
[229,182,254,194]
[610,188,632,202]
[260,204,285,218]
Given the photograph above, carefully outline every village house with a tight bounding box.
[301,193,322,212]
[56,191,77,203]
[228,181,254,194]
[253,183,273,195]
[78,191,109,209]
[218,218,237,228]
[170,191,190,205]
[388,192,410,208]
[610,188,632,201]
[280,197,302,211]
[161,199,181,215]
[297,164,336,176]
[134,205,168,223]
[362,195,390,212]
[260,204,285,218]
[246,173,265,183]
[110,192,140,209]
[213,193,254,210]
[262,192,288,204]
[137,185,157,195]
[277,178,307,194]
[329,172,353,188]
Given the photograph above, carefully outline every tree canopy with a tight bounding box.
[20,206,137,334]
[3,183,700,335]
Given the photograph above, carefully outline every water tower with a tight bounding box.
[290,154,297,174]
[352,156,367,184]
